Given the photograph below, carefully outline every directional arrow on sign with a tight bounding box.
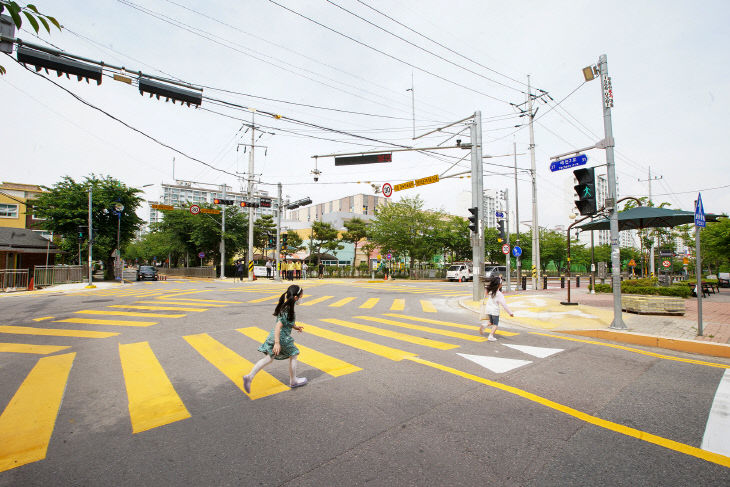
[457,353,532,374]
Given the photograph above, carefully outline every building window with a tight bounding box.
[0,204,19,218]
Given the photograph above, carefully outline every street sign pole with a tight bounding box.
[505,188,511,292]
[471,111,484,302]
[695,193,706,336]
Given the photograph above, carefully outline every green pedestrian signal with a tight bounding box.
[573,167,597,216]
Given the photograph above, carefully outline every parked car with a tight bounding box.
[484,265,507,279]
[446,263,473,282]
[719,272,730,288]
[136,265,158,281]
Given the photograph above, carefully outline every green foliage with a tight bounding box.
[592,280,691,297]
[283,231,304,256]
[701,217,730,273]
[308,221,342,264]
[342,217,369,275]
[593,283,612,293]
[253,214,276,251]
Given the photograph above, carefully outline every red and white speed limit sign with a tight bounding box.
[662,260,671,268]
[502,244,510,255]
[382,183,392,197]
[190,205,200,215]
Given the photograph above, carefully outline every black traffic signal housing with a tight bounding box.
[497,220,506,243]
[77,225,86,241]
[213,198,234,205]
[267,233,274,247]
[282,233,288,248]
[139,77,202,107]
[17,46,102,84]
[260,198,272,208]
[240,201,259,208]
[573,167,597,216]
[467,207,478,233]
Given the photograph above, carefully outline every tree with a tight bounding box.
[0,2,61,75]
[308,221,342,265]
[282,231,304,258]
[33,175,144,279]
[253,214,276,255]
[701,218,730,273]
[341,217,368,275]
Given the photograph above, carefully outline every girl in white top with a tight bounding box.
[480,276,514,342]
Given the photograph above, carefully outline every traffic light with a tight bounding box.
[282,233,288,248]
[467,207,478,233]
[77,225,86,240]
[17,46,102,84]
[138,77,202,107]
[240,201,259,208]
[213,198,234,205]
[267,233,274,246]
[286,197,312,210]
[573,167,597,216]
[497,220,506,243]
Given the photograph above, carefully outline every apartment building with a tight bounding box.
[286,194,389,227]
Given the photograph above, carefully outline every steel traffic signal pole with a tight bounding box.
[470,111,484,302]
[87,186,94,288]
[220,184,226,279]
[275,182,283,282]
[505,188,511,292]
[248,111,256,281]
[513,141,521,286]
[527,75,541,290]
[597,54,626,329]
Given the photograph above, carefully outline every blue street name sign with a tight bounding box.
[512,246,522,257]
[695,193,706,227]
[549,154,588,172]
[495,211,504,218]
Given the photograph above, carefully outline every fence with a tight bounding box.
[33,265,85,287]
[158,266,216,278]
[1,269,29,291]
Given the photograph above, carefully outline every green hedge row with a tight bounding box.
[592,283,691,298]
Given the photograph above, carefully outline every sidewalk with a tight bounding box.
[460,286,730,359]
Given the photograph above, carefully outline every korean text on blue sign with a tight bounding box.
[549,154,588,172]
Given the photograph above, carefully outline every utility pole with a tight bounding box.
[219,183,226,279]
[87,187,94,288]
[247,111,256,281]
[513,141,521,286]
[406,72,415,139]
[505,188,511,292]
[598,54,626,329]
[275,182,282,282]
[527,75,540,290]
[638,166,662,276]
[470,111,484,301]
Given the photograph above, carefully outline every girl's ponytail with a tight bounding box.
[273,285,304,320]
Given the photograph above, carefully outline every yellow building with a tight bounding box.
[0,182,44,230]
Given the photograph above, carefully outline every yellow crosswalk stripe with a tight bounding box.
[320,318,458,351]
[119,342,191,434]
[135,300,228,307]
[32,317,53,322]
[359,298,379,309]
[75,310,186,318]
[0,352,75,472]
[54,317,158,327]
[237,327,362,377]
[299,295,334,306]
[156,298,242,304]
[390,299,405,311]
[0,343,71,354]
[183,333,289,400]
[329,297,355,307]
[296,322,415,362]
[420,300,437,313]
[354,316,487,342]
[108,305,207,312]
[383,314,519,337]
[248,294,281,303]
[0,325,118,339]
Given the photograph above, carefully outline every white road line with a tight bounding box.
[701,369,730,456]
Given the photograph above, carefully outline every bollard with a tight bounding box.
[522,276,527,290]
[561,276,565,289]
[576,276,580,288]
[543,276,548,289]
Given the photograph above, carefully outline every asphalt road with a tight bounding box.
[0,278,728,486]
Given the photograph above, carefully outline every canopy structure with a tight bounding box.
[576,206,724,232]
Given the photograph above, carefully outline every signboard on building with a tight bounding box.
[151,203,174,210]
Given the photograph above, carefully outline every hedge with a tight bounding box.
[592,282,691,298]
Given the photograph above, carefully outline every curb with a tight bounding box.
[559,329,730,359]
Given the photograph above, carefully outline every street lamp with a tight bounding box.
[114,202,124,284]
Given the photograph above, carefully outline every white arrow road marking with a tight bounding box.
[503,344,564,358]
[513,309,598,320]
[457,353,532,374]
[701,369,730,457]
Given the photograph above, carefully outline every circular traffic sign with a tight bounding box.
[502,244,510,255]
[386,253,392,260]
[662,260,671,268]
[512,246,522,257]
[198,252,205,259]
[114,202,125,212]
[190,204,201,215]
[382,183,393,198]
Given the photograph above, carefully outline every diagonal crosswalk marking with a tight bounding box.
[108,305,207,312]
[135,300,228,307]
[420,300,437,313]
[320,318,458,351]
[354,316,486,343]
[55,317,158,327]
[297,322,416,361]
[457,353,532,373]
[0,343,71,354]
[384,314,520,337]
[0,325,118,339]
[119,342,191,433]
[300,296,333,306]
[237,327,362,377]
[159,298,242,304]
[248,294,281,303]
[329,297,355,307]
[390,299,405,311]
[75,310,186,318]
[0,352,75,472]
[359,298,379,309]
[183,333,289,400]
[503,344,563,358]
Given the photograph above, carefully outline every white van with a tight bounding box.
[446,263,473,282]
[484,265,507,279]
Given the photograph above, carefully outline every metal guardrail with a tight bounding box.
[157,266,216,278]
[1,269,29,291]
[33,265,85,287]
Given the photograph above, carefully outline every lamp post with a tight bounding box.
[114,202,124,285]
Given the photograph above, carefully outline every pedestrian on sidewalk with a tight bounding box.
[235,261,244,282]
[265,259,272,279]
[302,262,308,280]
[480,276,514,342]
[243,285,307,393]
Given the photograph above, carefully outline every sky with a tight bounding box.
[3,0,729,231]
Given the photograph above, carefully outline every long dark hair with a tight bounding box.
[273,284,303,320]
[486,276,501,298]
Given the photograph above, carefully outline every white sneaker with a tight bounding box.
[290,377,308,388]
[243,374,252,394]
[487,336,497,342]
